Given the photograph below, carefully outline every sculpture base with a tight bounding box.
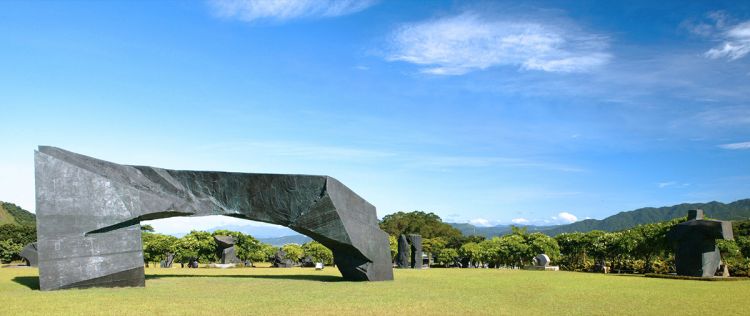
[524,265,559,271]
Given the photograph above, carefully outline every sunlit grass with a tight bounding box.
[2,266,749,315]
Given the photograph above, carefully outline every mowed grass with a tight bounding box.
[2,266,750,315]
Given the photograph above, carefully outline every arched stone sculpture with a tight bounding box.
[35,146,393,291]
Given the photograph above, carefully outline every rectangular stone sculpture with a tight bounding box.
[667,209,734,277]
[35,146,393,290]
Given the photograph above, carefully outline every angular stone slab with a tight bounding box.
[667,209,734,277]
[407,234,423,269]
[35,146,393,290]
[20,242,38,267]
[396,234,409,268]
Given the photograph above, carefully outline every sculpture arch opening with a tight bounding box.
[34,146,393,291]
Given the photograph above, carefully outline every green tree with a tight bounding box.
[142,232,178,266]
[459,242,482,267]
[174,230,217,264]
[437,248,459,267]
[380,211,462,239]
[281,244,304,262]
[302,241,334,265]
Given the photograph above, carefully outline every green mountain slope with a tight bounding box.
[0,202,36,226]
[450,199,750,237]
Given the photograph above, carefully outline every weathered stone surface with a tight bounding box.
[396,234,410,268]
[533,254,550,267]
[35,146,393,290]
[160,252,174,268]
[667,209,734,277]
[20,242,38,267]
[272,249,294,268]
[213,236,241,264]
[407,234,423,269]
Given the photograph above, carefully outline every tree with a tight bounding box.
[142,232,177,266]
[174,230,217,264]
[0,224,36,263]
[380,211,462,239]
[437,248,459,267]
[459,242,482,267]
[140,224,155,232]
[281,244,304,262]
[303,241,334,265]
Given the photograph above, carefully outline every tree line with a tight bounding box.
[381,211,750,276]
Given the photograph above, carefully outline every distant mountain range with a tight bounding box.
[450,199,750,237]
[257,235,312,246]
[0,201,36,226]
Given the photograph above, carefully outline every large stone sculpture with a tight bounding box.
[20,242,38,267]
[272,249,294,268]
[213,236,241,264]
[396,234,410,268]
[35,146,393,291]
[667,209,734,277]
[407,234,423,269]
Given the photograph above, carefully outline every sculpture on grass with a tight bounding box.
[667,209,733,277]
[35,146,393,290]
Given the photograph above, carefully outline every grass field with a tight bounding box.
[2,266,749,315]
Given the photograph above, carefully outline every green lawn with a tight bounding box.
[2,266,749,315]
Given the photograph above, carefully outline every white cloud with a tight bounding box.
[553,212,578,223]
[719,141,750,150]
[657,181,690,189]
[658,181,677,188]
[469,218,492,227]
[387,12,610,75]
[209,0,377,22]
[511,218,529,224]
[691,11,750,60]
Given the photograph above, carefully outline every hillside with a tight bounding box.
[257,235,312,246]
[450,198,750,237]
[0,202,35,226]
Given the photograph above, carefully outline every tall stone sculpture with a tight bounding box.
[35,146,393,290]
[213,236,241,264]
[396,234,410,268]
[667,209,734,277]
[407,234,423,269]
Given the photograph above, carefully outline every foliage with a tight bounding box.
[436,248,459,266]
[0,202,36,227]
[281,244,304,262]
[0,224,36,263]
[302,241,334,265]
[142,232,178,265]
[380,211,462,239]
[174,230,217,263]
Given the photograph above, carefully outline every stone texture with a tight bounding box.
[407,234,423,269]
[667,209,734,277]
[19,242,38,267]
[272,249,294,268]
[396,234,410,268]
[160,252,174,268]
[35,146,393,291]
[213,236,241,264]
[533,254,550,267]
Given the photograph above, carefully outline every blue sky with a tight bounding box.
[1,0,749,235]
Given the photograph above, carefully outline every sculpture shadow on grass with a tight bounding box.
[144,273,345,282]
[12,276,40,290]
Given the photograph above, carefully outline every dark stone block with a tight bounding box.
[19,242,38,267]
[407,234,422,269]
[667,209,734,277]
[396,234,410,268]
[272,249,294,268]
[213,236,241,264]
[34,146,393,290]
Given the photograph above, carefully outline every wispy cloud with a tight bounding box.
[511,217,529,224]
[386,12,610,75]
[719,141,750,150]
[469,218,492,227]
[208,0,377,22]
[685,11,750,60]
[658,181,690,188]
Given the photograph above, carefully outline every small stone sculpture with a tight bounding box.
[533,254,550,267]
[160,252,174,268]
[19,242,38,267]
[214,236,242,264]
[667,209,734,277]
[272,249,294,268]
